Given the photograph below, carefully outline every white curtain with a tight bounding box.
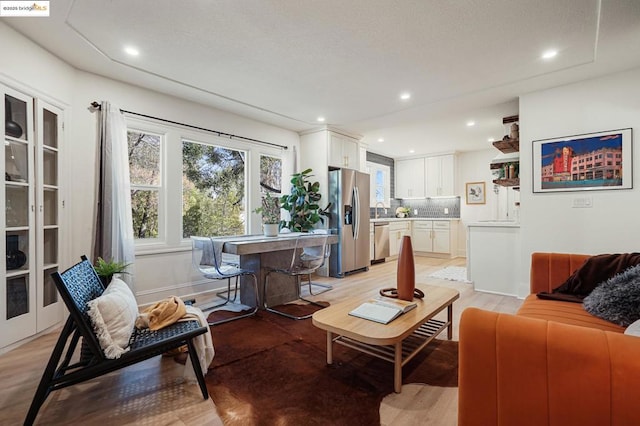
[94,101,136,289]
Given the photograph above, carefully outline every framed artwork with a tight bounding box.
[465,182,486,204]
[532,128,633,193]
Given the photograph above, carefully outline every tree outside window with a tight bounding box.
[128,130,161,239]
[182,140,246,238]
[260,154,282,194]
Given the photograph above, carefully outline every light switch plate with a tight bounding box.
[572,197,593,208]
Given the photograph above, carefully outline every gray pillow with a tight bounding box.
[583,264,640,327]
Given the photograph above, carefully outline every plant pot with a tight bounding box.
[263,223,279,237]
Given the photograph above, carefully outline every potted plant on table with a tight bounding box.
[94,257,131,286]
[254,192,281,237]
[280,168,331,232]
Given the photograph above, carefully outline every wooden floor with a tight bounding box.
[1,256,523,425]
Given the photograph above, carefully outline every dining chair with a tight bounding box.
[191,236,259,325]
[263,234,330,320]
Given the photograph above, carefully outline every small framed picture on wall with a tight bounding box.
[465,182,486,204]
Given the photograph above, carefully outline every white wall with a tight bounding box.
[0,22,301,304]
[518,67,640,296]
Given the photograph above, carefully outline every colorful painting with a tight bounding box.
[532,129,633,193]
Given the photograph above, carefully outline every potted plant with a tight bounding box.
[253,192,281,237]
[94,257,131,286]
[395,206,410,218]
[279,168,331,232]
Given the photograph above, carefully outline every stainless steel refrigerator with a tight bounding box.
[328,168,370,277]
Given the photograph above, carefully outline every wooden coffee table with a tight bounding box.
[312,284,459,393]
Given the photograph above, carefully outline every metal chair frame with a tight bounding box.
[191,236,259,325]
[263,235,331,320]
[24,256,209,426]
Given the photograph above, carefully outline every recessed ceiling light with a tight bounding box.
[377,138,384,143]
[400,92,411,101]
[317,116,325,122]
[542,49,558,60]
[409,149,415,153]
[488,137,495,142]
[466,121,476,127]
[124,46,140,56]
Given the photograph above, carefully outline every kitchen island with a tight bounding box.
[467,221,520,296]
[219,233,338,307]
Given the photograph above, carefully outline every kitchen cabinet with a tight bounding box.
[412,220,450,254]
[396,154,456,198]
[388,220,411,257]
[2,85,64,349]
[329,132,359,169]
[395,158,425,198]
[426,154,455,196]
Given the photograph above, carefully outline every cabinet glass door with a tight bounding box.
[36,101,62,332]
[2,88,36,348]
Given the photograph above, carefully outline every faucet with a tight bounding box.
[375,202,385,219]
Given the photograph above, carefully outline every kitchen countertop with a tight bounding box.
[370,217,460,223]
[467,220,520,228]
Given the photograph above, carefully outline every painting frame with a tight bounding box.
[532,128,633,193]
[465,181,486,205]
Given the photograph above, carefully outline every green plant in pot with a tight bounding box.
[94,257,131,286]
[279,168,331,232]
[253,192,281,237]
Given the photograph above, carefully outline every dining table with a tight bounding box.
[219,232,338,308]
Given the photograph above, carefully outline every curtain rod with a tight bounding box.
[90,102,288,150]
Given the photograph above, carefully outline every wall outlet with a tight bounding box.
[444,207,449,214]
[384,208,388,214]
[414,209,418,215]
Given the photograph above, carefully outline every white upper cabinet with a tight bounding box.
[426,154,455,196]
[395,157,425,198]
[396,154,456,198]
[329,132,359,169]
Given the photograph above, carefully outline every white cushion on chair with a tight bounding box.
[87,278,139,359]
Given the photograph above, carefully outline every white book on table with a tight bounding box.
[348,297,417,324]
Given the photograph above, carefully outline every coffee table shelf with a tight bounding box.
[332,318,447,365]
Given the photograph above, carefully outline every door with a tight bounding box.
[353,171,370,270]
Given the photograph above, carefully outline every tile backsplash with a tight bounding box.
[370,197,460,219]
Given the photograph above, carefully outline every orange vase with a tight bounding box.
[396,235,415,301]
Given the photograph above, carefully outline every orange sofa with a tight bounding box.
[458,252,640,426]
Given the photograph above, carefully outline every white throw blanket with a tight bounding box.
[179,305,215,382]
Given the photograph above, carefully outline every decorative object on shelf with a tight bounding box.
[532,128,633,193]
[253,192,281,237]
[510,122,519,140]
[465,182,486,205]
[5,97,23,138]
[94,257,131,286]
[395,206,410,218]
[280,168,331,232]
[6,235,27,270]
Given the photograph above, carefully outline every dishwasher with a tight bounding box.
[373,222,390,263]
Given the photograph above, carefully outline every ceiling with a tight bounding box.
[6,0,640,158]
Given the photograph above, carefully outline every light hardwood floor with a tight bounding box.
[1,256,523,425]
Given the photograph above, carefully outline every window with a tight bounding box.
[182,139,247,238]
[366,161,391,207]
[128,130,162,240]
[259,154,282,195]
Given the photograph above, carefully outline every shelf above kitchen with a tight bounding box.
[493,178,520,189]
[492,138,519,154]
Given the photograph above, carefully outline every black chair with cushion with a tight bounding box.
[263,234,330,320]
[24,256,209,426]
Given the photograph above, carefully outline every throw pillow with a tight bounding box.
[625,319,640,337]
[583,264,640,327]
[87,277,138,359]
[554,253,640,299]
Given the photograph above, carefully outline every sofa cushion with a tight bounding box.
[517,295,624,333]
[583,264,640,327]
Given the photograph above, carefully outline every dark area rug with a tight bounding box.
[202,308,458,425]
